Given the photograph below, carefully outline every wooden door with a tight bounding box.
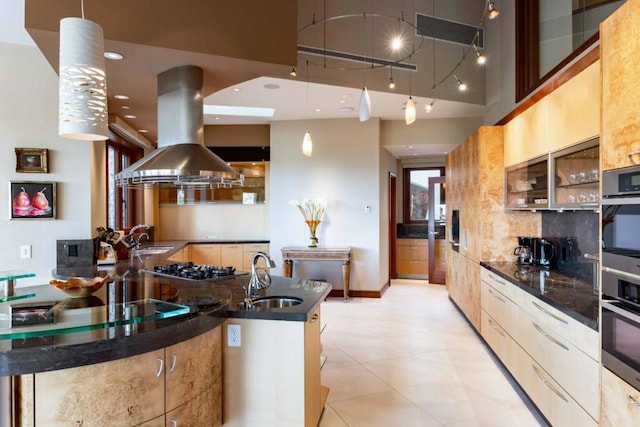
[428,176,446,284]
[389,173,397,280]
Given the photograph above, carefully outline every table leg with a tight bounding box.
[0,279,15,300]
[0,376,11,427]
[342,260,350,302]
[283,260,293,278]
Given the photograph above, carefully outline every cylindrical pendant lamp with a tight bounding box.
[359,86,371,122]
[59,17,108,141]
[302,130,313,157]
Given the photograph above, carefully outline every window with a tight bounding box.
[516,0,625,101]
[106,141,143,230]
[403,167,444,223]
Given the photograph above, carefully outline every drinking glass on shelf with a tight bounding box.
[589,191,599,202]
[568,172,577,184]
[590,168,599,181]
[568,193,576,203]
[578,192,588,203]
[578,170,588,183]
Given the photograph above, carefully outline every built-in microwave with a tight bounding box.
[602,166,640,262]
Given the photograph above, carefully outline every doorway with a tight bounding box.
[428,176,446,284]
[389,173,397,280]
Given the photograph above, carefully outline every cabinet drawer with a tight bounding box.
[397,245,428,260]
[481,310,517,372]
[517,309,599,420]
[480,280,518,331]
[397,259,428,275]
[397,238,427,246]
[515,346,597,427]
[601,367,640,427]
[480,268,518,303]
[517,289,599,361]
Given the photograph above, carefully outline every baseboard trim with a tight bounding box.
[327,280,390,299]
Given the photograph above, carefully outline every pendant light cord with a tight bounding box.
[81,0,85,19]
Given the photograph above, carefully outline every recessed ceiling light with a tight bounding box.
[114,94,129,100]
[342,93,352,99]
[203,105,275,118]
[339,106,354,113]
[339,100,346,104]
[407,145,414,149]
[233,88,241,92]
[121,105,130,109]
[264,83,280,89]
[124,114,136,119]
[215,117,220,120]
[138,129,149,133]
[315,108,321,112]
[104,51,123,60]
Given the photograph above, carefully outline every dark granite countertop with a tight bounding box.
[1,250,331,376]
[480,261,599,330]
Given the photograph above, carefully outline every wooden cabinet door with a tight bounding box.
[221,244,242,269]
[165,386,221,427]
[242,243,270,270]
[165,327,222,413]
[503,98,549,167]
[601,367,640,426]
[601,0,640,170]
[304,307,322,427]
[35,349,165,426]
[190,244,221,265]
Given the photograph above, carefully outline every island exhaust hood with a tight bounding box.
[115,65,241,187]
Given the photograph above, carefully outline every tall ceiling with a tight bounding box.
[22,0,491,158]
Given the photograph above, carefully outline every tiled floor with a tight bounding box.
[318,279,547,427]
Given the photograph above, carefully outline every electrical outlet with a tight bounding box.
[364,204,372,213]
[20,245,31,259]
[227,324,241,347]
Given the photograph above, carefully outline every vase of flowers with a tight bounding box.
[291,199,326,247]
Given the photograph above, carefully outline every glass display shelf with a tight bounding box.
[0,270,36,302]
[550,137,599,209]
[0,286,191,340]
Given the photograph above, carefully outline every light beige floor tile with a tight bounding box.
[323,364,392,403]
[318,404,349,427]
[321,343,359,369]
[363,355,462,388]
[396,378,508,425]
[329,390,443,427]
[445,403,544,427]
[457,367,527,408]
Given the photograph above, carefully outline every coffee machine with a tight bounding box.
[514,236,534,265]
[557,236,581,271]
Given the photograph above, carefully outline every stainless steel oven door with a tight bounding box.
[602,265,640,306]
[602,300,640,391]
[602,197,640,259]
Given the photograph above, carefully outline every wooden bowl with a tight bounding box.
[49,275,109,298]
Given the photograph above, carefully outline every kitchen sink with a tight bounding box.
[251,296,303,309]
[130,245,175,255]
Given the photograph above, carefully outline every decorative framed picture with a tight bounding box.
[10,181,56,219]
[15,148,49,173]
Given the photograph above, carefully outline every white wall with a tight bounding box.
[269,118,389,293]
[0,42,95,286]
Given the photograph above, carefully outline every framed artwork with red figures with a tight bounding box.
[10,181,56,219]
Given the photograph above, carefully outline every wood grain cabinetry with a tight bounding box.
[479,267,598,425]
[396,238,428,277]
[223,307,323,427]
[166,247,187,262]
[601,0,640,171]
[601,367,640,426]
[446,249,481,330]
[242,243,270,271]
[221,244,243,268]
[32,327,222,427]
[190,244,222,265]
[504,98,550,167]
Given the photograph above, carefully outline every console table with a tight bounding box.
[281,247,351,302]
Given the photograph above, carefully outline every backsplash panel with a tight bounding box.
[541,211,599,256]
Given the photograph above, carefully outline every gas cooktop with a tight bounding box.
[146,262,240,281]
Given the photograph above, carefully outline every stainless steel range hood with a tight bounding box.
[116,65,241,187]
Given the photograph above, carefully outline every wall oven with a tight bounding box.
[602,165,640,390]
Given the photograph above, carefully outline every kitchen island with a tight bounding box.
[0,246,331,427]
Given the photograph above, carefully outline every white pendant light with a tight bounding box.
[359,86,371,122]
[59,17,108,141]
[405,96,416,125]
[302,131,313,157]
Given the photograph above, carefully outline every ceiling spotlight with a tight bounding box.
[290,68,297,77]
[425,100,435,113]
[391,37,403,51]
[138,129,149,133]
[104,51,123,60]
[233,88,241,92]
[124,114,137,119]
[114,94,129,100]
[473,44,486,65]
[488,1,500,20]
[388,76,396,89]
[455,75,467,92]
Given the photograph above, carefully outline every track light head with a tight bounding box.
[488,2,500,20]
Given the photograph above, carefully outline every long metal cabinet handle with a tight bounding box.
[488,319,506,337]
[627,394,640,407]
[532,322,570,351]
[603,266,640,283]
[488,288,506,303]
[156,357,164,377]
[532,365,569,403]
[531,301,569,324]
[169,354,177,373]
[489,273,508,287]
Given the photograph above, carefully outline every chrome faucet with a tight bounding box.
[127,224,150,250]
[244,252,276,308]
